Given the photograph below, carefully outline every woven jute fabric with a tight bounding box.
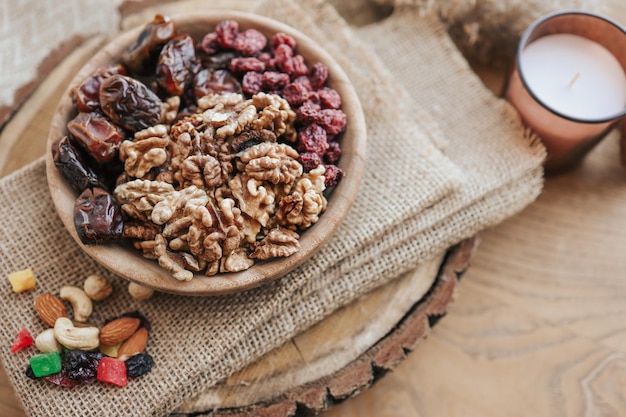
[0,0,544,416]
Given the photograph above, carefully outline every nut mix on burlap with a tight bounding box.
[0,0,544,416]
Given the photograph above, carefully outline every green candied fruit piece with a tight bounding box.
[29,352,62,377]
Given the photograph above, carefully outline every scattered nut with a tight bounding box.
[33,293,68,327]
[128,282,154,300]
[118,327,148,361]
[34,329,62,353]
[100,317,141,346]
[60,286,93,322]
[83,274,113,301]
[54,317,100,350]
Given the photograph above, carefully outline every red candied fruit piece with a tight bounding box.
[233,29,267,56]
[215,20,239,49]
[315,109,347,135]
[229,57,265,73]
[296,100,321,124]
[298,152,322,173]
[242,72,263,96]
[198,32,220,55]
[282,82,309,107]
[291,55,309,77]
[274,44,295,74]
[323,164,343,188]
[262,71,290,90]
[318,87,342,109]
[11,327,34,354]
[324,141,342,164]
[97,357,128,387]
[271,32,297,50]
[298,124,329,157]
[310,62,329,90]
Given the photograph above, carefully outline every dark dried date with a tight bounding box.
[71,65,128,112]
[100,75,163,132]
[157,34,200,96]
[193,68,241,98]
[52,136,106,193]
[74,187,123,244]
[67,112,126,163]
[123,14,176,75]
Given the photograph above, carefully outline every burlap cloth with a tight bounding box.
[0,0,545,416]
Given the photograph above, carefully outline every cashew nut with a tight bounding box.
[128,282,154,300]
[54,317,100,350]
[83,274,113,301]
[34,328,62,353]
[59,285,93,322]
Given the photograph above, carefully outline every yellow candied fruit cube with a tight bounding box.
[100,343,121,358]
[8,268,37,293]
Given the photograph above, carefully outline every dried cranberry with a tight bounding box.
[215,20,239,49]
[71,65,128,112]
[126,353,154,378]
[257,52,275,70]
[229,57,265,73]
[291,55,309,77]
[242,71,263,96]
[67,112,126,164]
[198,32,220,55]
[296,100,321,124]
[271,33,297,50]
[52,136,106,193]
[233,29,267,56]
[44,370,79,388]
[323,164,343,188]
[100,74,163,132]
[74,187,123,244]
[324,141,342,164]
[193,68,241,98]
[201,50,239,70]
[315,109,347,135]
[274,44,294,74]
[63,350,102,382]
[310,62,329,90]
[281,82,309,107]
[157,34,200,96]
[123,14,176,75]
[293,75,313,91]
[262,71,290,90]
[318,87,342,109]
[298,152,322,172]
[298,124,328,157]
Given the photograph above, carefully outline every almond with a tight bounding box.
[99,317,140,346]
[117,327,148,361]
[33,293,68,327]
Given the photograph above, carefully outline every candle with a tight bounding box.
[506,11,626,174]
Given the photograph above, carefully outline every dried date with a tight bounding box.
[100,75,163,132]
[71,65,128,112]
[123,14,176,75]
[157,34,200,96]
[67,112,126,163]
[193,68,241,98]
[74,187,123,244]
[52,136,106,193]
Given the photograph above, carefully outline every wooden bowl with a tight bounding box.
[45,11,367,296]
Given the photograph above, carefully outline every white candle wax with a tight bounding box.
[521,33,626,120]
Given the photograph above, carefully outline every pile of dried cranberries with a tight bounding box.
[52,15,347,280]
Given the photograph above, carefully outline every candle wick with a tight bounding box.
[567,72,581,89]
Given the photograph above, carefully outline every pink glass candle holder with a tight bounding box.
[506,10,626,174]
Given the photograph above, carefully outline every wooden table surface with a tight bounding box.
[3,2,626,417]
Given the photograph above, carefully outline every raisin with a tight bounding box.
[298,152,322,172]
[271,33,297,50]
[229,57,265,73]
[233,29,267,56]
[100,74,163,132]
[262,71,290,90]
[318,87,342,109]
[323,164,343,188]
[157,34,200,96]
[44,370,79,388]
[296,100,321,125]
[67,112,126,164]
[52,136,106,193]
[123,14,176,75]
[74,187,123,244]
[315,109,347,135]
[298,124,328,157]
[310,62,329,90]
[215,20,239,49]
[63,350,102,382]
[291,55,309,77]
[274,44,294,74]
[201,51,239,70]
[193,68,242,98]
[25,365,36,380]
[281,82,309,107]
[324,141,342,164]
[126,352,154,378]
[71,65,128,112]
[242,71,263,96]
